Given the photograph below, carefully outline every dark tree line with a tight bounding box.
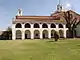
[0,27,12,40]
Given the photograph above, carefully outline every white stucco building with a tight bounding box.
[12,4,80,40]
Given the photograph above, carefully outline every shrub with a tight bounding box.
[54,31,59,41]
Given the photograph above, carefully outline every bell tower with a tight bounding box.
[57,0,62,12]
[17,8,23,16]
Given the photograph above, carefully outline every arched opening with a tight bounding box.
[51,23,56,28]
[25,23,31,28]
[25,30,31,39]
[42,23,48,28]
[16,23,22,28]
[16,30,22,39]
[42,30,48,38]
[59,24,63,28]
[51,30,55,38]
[34,23,40,28]
[59,30,64,38]
[34,30,40,39]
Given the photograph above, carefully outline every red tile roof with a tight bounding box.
[14,10,80,23]
[16,16,60,20]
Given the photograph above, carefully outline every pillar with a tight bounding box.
[48,23,51,39]
[31,23,34,39]
[63,25,66,38]
[12,24,16,40]
[64,30,66,38]
[40,23,42,28]
[48,30,51,39]
[31,30,34,39]
[48,23,50,29]
[22,23,24,28]
[63,25,66,29]
[31,23,33,28]
[56,24,59,31]
[40,30,42,39]
[40,23,42,39]
[22,31,25,40]
[22,23,25,40]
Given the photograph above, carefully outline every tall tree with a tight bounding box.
[7,27,12,32]
[63,10,80,38]
[6,27,12,40]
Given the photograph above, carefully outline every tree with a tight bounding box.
[7,27,12,32]
[54,31,59,41]
[6,27,12,40]
[63,10,80,38]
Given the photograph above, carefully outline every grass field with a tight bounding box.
[0,39,80,60]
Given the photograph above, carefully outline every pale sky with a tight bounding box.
[0,0,79,30]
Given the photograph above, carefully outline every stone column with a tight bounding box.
[12,24,16,40]
[56,24,59,31]
[48,23,50,29]
[40,23,42,28]
[40,23,42,39]
[48,30,51,39]
[40,30,42,39]
[64,30,66,38]
[31,30,34,39]
[22,23,25,40]
[56,24,58,28]
[22,31,25,40]
[31,23,33,28]
[31,23,34,39]
[63,25,66,29]
[48,24,51,39]
[63,25,66,38]
[22,23,24,28]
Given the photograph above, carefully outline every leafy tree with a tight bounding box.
[6,27,12,40]
[63,10,80,38]
[7,27,12,32]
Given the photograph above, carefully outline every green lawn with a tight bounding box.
[0,39,80,60]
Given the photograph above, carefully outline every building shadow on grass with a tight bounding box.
[47,40,55,42]
[46,39,55,42]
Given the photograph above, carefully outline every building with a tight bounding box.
[12,2,80,40]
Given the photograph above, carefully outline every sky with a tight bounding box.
[0,0,80,30]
